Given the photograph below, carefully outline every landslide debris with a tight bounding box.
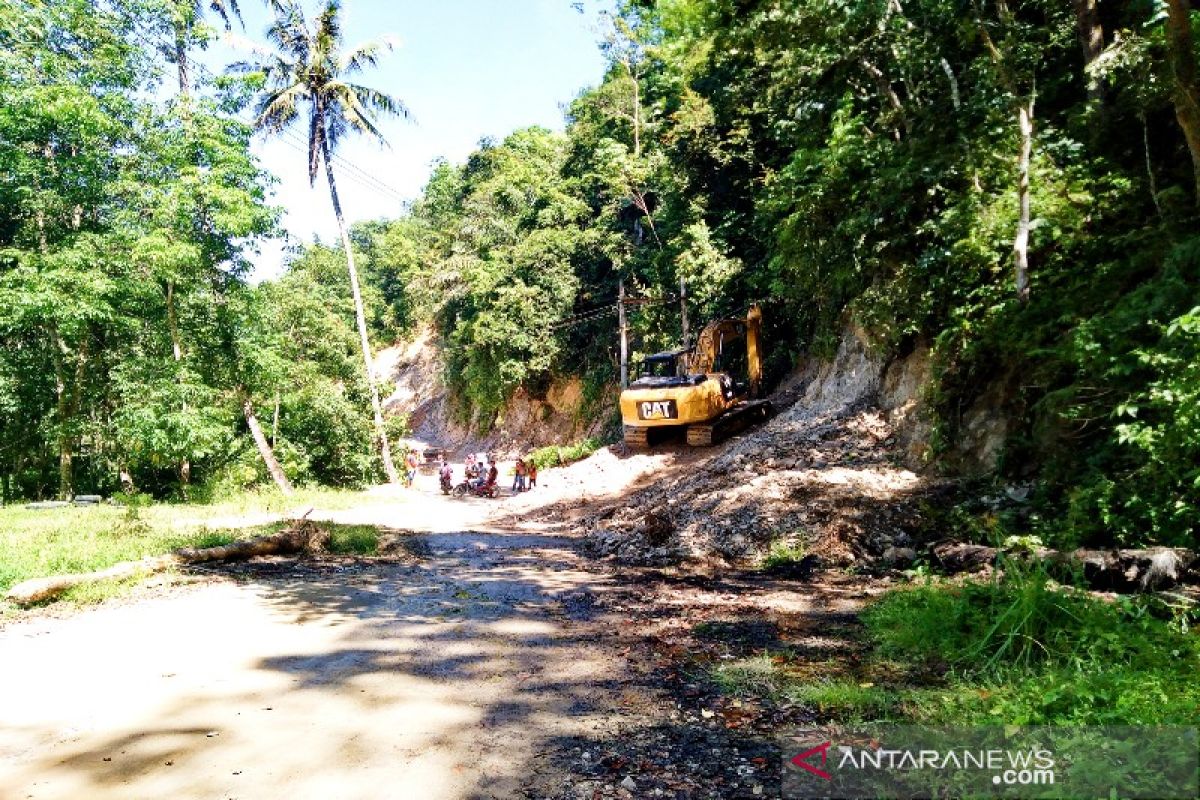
[585,399,943,567]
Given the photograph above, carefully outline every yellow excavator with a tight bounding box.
[619,305,773,447]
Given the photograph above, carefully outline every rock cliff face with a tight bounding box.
[378,321,1011,470]
[375,328,611,456]
[785,326,1011,474]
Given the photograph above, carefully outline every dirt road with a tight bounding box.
[0,487,642,800]
[1,414,903,799]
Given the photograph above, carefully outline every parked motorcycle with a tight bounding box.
[451,480,498,499]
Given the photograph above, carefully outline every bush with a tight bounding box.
[527,437,603,471]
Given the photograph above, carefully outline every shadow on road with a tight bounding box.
[0,527,649,799]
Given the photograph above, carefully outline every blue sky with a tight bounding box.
[200,0,612,279]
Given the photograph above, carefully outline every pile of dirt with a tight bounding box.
[584,399,940,566]
[568,325,951,567]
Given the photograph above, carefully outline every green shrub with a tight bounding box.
[527,436,603,471]
[325,524,379,555]
[760,539,808,570]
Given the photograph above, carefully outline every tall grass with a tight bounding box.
[862,561,1200,724]
[701,559,1200,726]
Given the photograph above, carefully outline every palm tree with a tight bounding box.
[237,0,408,483]
[168,0,243,96]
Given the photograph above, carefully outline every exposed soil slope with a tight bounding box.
[505,327,950,568]
[377,327,611,456]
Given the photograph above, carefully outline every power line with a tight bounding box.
[549,304,617,331]
[548,293,678,331]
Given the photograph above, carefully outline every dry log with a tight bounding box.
[931,542,1197,592]
[1065,547,1195,592]
[5,516,327,606]
[4,554,183,605]
[931,542,1002,573]
[175,518,328,562]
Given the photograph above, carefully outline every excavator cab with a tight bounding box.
[632,349,691,385]
[712,332,751,397]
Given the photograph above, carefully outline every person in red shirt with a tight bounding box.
[512,458,527,492]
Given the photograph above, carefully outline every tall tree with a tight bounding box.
[156,0,274,497]
[237,0,408,483]
[1165,0,1200,204]
[164,0,243,97]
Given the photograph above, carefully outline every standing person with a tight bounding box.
[486,460,499,489]
[404,449,420,487]
[527,458,538,489]
[512,458,527,492]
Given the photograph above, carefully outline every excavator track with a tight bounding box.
[686,399,774,447]
[622,425,650,448]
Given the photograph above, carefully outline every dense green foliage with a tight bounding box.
[350,0,1200,549]
[0,0,392,500]
[2,0,1198,553]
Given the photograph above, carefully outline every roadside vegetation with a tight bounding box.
[707,563,1200,726]
[0,488,387,607]
[527,437,604,472]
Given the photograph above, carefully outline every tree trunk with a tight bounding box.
[860,57,910,137]
[631,66,641,159]
[52,333,87,500]
[165,281,191,497]
[174,33,190,97]
[118,465,136,494]
[1142,112,1165,218]
[976,12,1036,300]
[1166,0,1200,205]
[940,58,961,109]
[271,392,280,448]
[320,138,399,484]
[244,397,293,495]
[1072,0,1105,106]
[1013,95,1034,302]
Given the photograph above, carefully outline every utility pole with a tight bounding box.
[679,276,689,350]
[618,280,629,389]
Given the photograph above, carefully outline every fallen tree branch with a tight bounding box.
[931,542,1199,592]
[6,514,327,606]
